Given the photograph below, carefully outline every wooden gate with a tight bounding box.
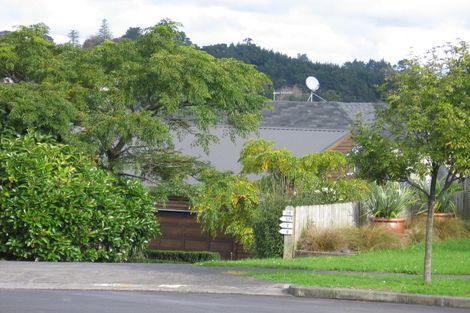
[149,200,247,260]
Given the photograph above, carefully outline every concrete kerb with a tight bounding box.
[287,285,470,309]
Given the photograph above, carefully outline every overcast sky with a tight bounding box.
[1,0,469,64]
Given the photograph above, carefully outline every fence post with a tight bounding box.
[282,206,295,259]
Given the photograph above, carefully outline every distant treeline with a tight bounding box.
[202,42,393,102]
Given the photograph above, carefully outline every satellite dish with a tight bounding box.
[305,76,326,102]
[306,76,319,92]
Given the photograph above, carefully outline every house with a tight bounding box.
[150,101,381,258]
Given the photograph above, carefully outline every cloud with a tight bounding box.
[0,0,469,64]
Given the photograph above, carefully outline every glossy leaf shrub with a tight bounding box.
[0,134,159,261]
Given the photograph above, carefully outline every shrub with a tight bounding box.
[250,191,286,258]
[294,178,369,206]
[0,134,159,262]
[145,249,220,263]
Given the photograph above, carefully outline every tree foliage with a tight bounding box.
[350,41,470,283]
[0,22,270,191]
[191,170,259,249]
[0,133,158,262]
[0,24,78,140]
[240,139,367,205]
[202,42,392,102]
[122,27,143,40]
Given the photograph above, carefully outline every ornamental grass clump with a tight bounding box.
[298,226,348,252]
[405,217,469,243]
[344,225,404,251]
[298,225,404,252]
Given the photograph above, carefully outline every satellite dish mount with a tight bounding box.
[306,76,326,102]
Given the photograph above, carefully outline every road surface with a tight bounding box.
[1,290,468,313]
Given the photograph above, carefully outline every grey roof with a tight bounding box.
[262,101,381,130]
[175,126,348,174]
[337,102,383,125]
[175,101,381,173]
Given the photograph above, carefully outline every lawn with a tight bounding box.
[201,238,470,297]
[244,271,470,297]
[201,238,470,275]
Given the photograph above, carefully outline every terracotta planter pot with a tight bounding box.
[434,212,456,221]
[420,212,456,222]
[371,217,406,235]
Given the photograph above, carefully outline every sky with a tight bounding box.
[1,0,469,65]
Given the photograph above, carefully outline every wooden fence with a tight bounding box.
[291,202,361,252]
[455,191,469,218]
[283,196,470,258]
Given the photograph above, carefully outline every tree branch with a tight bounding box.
[406,177,428,196]
[107,137,127,161]
[437,169,458,201]
[117,172,154,183]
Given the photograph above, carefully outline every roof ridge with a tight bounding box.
[259,127,348,133]
[213,124,348,133]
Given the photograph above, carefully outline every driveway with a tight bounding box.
[0,261,288,296]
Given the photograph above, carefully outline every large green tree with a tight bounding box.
[350,42,470,283]
[0,22,270,193]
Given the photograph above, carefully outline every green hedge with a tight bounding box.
[0,133,159,262]
[146,249,221,263]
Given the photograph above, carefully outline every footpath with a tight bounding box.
[0,261,469,309]
[0,261,287,296]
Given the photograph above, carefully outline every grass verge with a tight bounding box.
[244,271,470,298]
[201,238,470,275]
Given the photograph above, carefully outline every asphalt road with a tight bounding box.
[1,290,468,313]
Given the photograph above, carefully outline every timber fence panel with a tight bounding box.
[454,191,469,218]
[293,202,360,249]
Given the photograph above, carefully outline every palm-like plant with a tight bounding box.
[416,178,462,214]
[365,182,415,218]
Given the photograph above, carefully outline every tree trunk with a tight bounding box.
[423,171,438,284]
[423,199,435,284]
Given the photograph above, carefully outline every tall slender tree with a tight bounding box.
[98,18,112,40]
[350,41,470,283]
[67,29,80,47]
